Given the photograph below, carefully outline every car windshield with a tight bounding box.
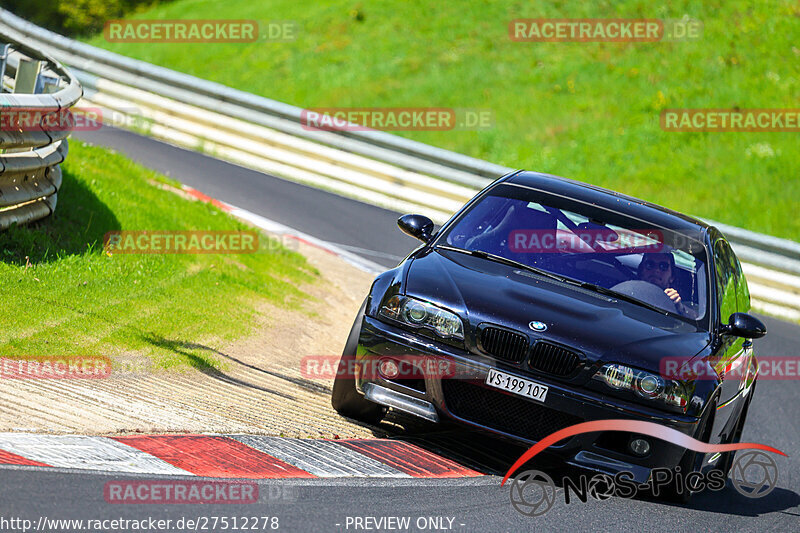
[438,184,709,323]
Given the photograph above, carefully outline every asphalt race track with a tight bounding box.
[0,128,795,532]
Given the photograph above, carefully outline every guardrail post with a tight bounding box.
[0,27,82,230]
[14,57,40,93]
[0,43,9,92]
[35,72,59,94]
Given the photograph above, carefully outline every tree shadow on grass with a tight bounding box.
[0,165,120,264]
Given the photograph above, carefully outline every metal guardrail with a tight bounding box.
[0,8,797,317]
[0,27,81,230]
[0,8,506,190]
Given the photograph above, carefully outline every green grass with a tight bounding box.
[85,0,800,241]
[0,141,317,369]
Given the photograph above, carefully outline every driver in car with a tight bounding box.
[638,252,697,318]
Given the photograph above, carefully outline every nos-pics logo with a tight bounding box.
[502,420,784,516]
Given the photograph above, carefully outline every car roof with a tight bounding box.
[503,170,712,238]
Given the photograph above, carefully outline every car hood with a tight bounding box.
[404,249,711,370]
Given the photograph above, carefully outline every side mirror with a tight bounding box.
[722,312,767,339]
[397,214,434,243]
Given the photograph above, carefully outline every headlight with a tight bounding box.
[593,363,689,411]
[379,295,464,340]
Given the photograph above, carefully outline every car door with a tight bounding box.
[709,238,748,450]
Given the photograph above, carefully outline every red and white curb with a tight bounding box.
[181,186,386,275]
[0,433,483,479]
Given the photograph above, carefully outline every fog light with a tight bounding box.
[630,438,651,456]
[378,358,400,379]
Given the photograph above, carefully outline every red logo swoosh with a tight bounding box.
[501,419,786,486]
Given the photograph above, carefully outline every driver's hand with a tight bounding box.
[664,288,682,304]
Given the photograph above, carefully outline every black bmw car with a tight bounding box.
[332,170,766,498]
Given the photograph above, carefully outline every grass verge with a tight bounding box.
[0,140,318,369]
[86,0,800,241]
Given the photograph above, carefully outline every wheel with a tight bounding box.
[660,396,717,504]
[331,299,386,425]
[717,380,756,477]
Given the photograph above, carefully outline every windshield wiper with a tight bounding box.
[436,245,670,316]
[435,245,580,285]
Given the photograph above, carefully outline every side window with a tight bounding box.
[730,247,751,312]
[713,239,738,322]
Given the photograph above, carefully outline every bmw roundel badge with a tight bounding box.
[529,321,547,332]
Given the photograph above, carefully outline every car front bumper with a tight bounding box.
[355,315,706,483]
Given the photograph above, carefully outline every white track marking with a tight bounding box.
[0,433,192,475]
[232,436,410,478]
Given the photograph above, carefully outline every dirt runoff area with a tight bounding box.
[0,239,391,438]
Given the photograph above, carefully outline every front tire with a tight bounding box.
[331,299,386,425]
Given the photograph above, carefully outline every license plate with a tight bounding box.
[485,368,548,403]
